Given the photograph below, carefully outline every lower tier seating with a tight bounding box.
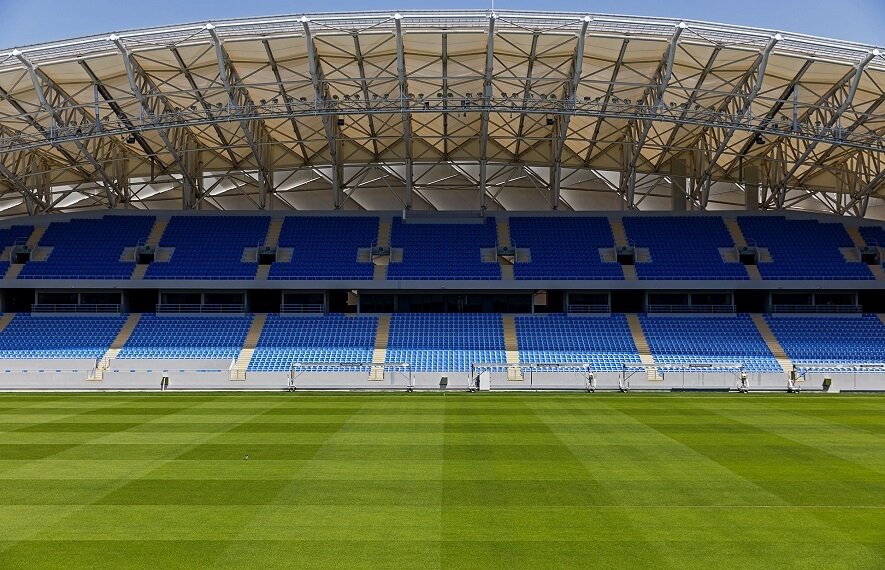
[248,314,378,371]
[386,313,506,371]
[515,314,639,371]
[765,315,885,366]
[639,315,781,372]
[0,315,126,359]
[116,315,254,360]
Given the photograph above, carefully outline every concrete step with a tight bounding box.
[844,225,867,249]
[376,221,392,248]
[230,314,268,379]
[751,314,791,373]
[256,265,271,280]
[869,265,885,280]
[373,263,387,280]
[26,226,46,248]
[500,265,514,280]
[496,219,511,247]
[626,314,661,381]
[144,219,168,246]
[502,315,522,380]
[369,315,391,381]
[264,219,283,248]
[609,219,628,248]
[0,313,15,334]
[725,218,748,248]
[621,265,637,280]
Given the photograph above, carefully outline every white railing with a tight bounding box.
[31,304,122,314]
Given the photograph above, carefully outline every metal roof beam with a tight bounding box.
[698,34,780,208]
[513,32,539,157]
[772,49,879,204]
[207,24,273,209]
[394,14,414,211]
[626,22,685,208]
[351,34,381,160]
[550,16,591,210]
[583,38,628,165]
[109,36,201,202]
[262,39,311,165]
[478,13,496,212]
[13,49,122,207]
[302,16,342,208]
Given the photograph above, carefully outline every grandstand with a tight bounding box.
[0,9,880,394]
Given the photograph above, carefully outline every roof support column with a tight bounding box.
[551,16,591,210]
[478,13,496,212]
[773,49,879,202]
[626,22,685,209]
[13,50,122,208]
[670,157,687,211]
[110,35,201,206]
[393,14,414,211]
[302,17,343,209]
[207,24,273,209]
[699,34,780,208]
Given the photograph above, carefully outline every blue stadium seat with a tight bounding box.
[515,314,639,371]
[19,216,154,280]
[386,313,505,371]
[623,216,748,280]
[639,314,781,372]
[117,315,253,359]
[509,217,623,280]
[387,218,500,280]
[766,314,885,367]
[145,216,269,280]
[269,216,378,280]
[247,314,378,371]
[0,315,126,359]
[738,216,872,280]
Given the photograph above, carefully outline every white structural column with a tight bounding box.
[551,16,591,210]
[478,13,496,211]
[699,34,780,208]
[626,22,685,208]
[394,14,414,210]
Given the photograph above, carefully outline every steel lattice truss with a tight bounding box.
[0,10,883,219]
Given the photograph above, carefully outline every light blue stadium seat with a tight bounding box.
[247,314,378,371]
[766,314,885,369]
[386,313,505,371]
[117,315,253,359]
[515,314,639,371]
[0,315,126,359]
[639,314,781,372]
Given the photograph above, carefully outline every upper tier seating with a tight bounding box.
[270,216,377,280]
[766,315,885,366]
[386,313,505,371]
[515,314,639,371]
[247,314,378,371]
[145,216,269,280]
[509,217,624,280]
[639,314,781,372]
[387,218,500,280]
[738,216,872,280]
[117,315,253,360]
[0,315,126,359]
[623,216,748,280]
[0,225,35,276]
[19,216,154,280]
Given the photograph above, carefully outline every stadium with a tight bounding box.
[0,8,883,568]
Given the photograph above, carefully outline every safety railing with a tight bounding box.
[770,304,862,314]
[155,303,246,314]
[647,304,736,314]
[31,304,122,314]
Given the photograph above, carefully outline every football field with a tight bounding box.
[0,392,882,568]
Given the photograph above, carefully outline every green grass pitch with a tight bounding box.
[0,392,883,569]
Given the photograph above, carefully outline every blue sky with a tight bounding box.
[1,0,882,48]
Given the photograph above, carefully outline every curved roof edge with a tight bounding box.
[1,10,883,71]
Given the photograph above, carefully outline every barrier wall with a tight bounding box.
[0,359,883,392]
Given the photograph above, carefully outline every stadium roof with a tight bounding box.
[0,10,883,219]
